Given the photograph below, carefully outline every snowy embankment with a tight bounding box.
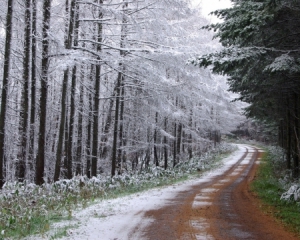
[26,144,247,240]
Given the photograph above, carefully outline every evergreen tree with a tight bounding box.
[191,0,300,177]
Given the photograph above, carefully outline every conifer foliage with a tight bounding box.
[191,0,300,177]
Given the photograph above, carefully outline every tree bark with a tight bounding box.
[66,0,80,179]
[111,71,122,176]
[293,93,300,178]
[29,0,37,179]
[154,112,159,167]
[164,117,168,170]
[287,96,291,169]
[54,0,78,181]
[188,109,193,159]
[0,0,14,188]
[35,0,51,185]
[86,65,94,178]
[117,77,125,174]
[54,70,68,181]
[176,123,182,163]
[91,0,103,177]
[66,65,77,179]
[173,122,177,167]
[17,0,31,181]
[111,1,128,176]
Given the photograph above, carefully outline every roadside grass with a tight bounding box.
[0,143,235,239]
[251,151,300,236]
[49,224,79,240]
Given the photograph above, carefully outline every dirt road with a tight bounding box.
[139,145,299,240]
[56,145,299,240]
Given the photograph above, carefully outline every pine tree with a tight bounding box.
[192,0,300,177]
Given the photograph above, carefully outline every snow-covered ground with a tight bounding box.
[26,144,248,240]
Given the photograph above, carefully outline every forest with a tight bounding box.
[0,0,244,188]
[192,0,300,178]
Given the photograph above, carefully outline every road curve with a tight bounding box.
[140,145,299,240]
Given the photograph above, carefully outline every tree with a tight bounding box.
[17,0,31,181]
[0,0,245,185]
[29,0,37,180]
[35,0,52,185]
[191,0,300,177]
[91,0,104,177]
[0,0,14,188]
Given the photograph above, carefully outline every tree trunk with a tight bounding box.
[0,0,14,188]
[66,65,77,179]
[66,0,81,179]
[29,0,37,180]
[188,110,193,159]
[176,123,182,163]
[17,0,31,181]
[173,122,177,167]
[111,0,128,176]
[111,71,122,176]
[76,71,84,175]
[54,70,68,181]
[100,90,116,159]
[117,77,125,174]
[154,112,159,167]
[35,0,51,185]
[86,66,94,178]
[287,96,291,169]
[91,0,103,177]
[293,93,300,178]
[164,117,168,170]
[54,0,77,181]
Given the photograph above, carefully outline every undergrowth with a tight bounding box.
[251,148,300,236]
[0,143,235,239]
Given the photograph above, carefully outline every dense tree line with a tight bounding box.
[0,0,243,188]
[192,0,300,177]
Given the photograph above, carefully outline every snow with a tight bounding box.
[264,54,300,74]
[191,0,232,22]
[24,144,250,240]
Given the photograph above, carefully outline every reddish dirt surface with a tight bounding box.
[140,146,300,240]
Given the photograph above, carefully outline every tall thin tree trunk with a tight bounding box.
[164,117,168,170]
[35,0,51,185]
[188,109,193,159]
[176,123,182,163]
[111,71,122,176]
[54,70,68,181]
[29,0,37,180]
[54,0,77,181]
[111,1,128,176]
[91,0,103,177]
[91,58,101,177]
[66,0,80,179]
[293,93,300,178]
[154,112,159,167]
[18,0,31,181]
[100,89,116,159]
[0,0,14,188]
[74,2,82,176]
[76,80,84,175]
[66,66,77,179]
[117,72,125,174]
[287,96,291,169]
[86,65,94,178]
[173,122,177,167]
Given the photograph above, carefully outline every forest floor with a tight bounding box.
[27,144,300,240]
